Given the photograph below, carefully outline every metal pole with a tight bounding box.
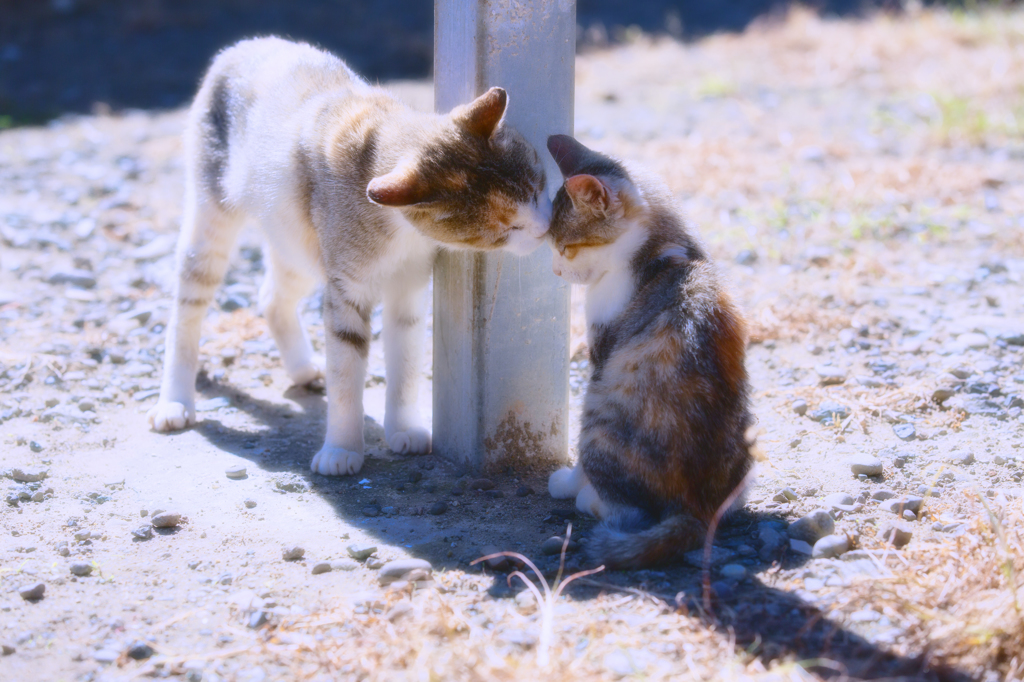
[433,0,574,472]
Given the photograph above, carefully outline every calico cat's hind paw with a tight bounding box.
[387,427,431,455]
[576,484,611,519]
[147,402,195,432]
[311,445,365,476]
[548,466,584,499]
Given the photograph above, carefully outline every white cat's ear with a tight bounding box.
[366,168,433,207]
[453,87,507,139]
[547,134,590,178]
[564,174,610,214]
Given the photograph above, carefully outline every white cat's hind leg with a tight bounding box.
[549,463,586,499]
[382,255,433,455]
[150,197,244,432]
[259,252,321,387]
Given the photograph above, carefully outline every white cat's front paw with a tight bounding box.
[548,466,582,499]
[147,402,195,432]
[288,356,325,387]
[386,426,432,455]
[311,445,365,476]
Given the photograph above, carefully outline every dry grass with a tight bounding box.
[809,494,1024,679]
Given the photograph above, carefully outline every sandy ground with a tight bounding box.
[2,7,1024,682]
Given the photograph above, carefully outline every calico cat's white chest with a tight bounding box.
[585,268,634,329]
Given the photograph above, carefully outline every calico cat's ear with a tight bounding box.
[453,87,507,139]
[366,167,433,207]
[564,174,610,213]
[547,134,591,178]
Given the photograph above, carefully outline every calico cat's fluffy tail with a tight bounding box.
[586,508,706,570]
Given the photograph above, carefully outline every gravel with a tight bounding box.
[69,562,93,576]
[347,544,378,561]
[150,511,182,528]
[881,522,914,548]
[127,642,155,660]
[282,546,305,561]
[131,526,153,540]
[378,558,432,586]
[18,583,45,601]
[849,454,884,477]
[787,509,836,544]
[812,534,850,559]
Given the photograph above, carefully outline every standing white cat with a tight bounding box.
[148,37,549,476]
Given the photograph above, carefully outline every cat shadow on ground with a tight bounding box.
[180,376,968,682]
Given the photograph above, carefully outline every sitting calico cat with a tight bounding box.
[545,135,753,569]
[148,37,549,477]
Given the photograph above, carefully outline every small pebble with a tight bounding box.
[379,558,432,585]
[791,399,808,416]
[69,562,93,577]
[540,536,578,556]
[2,643,15,656]
[347,544,378,561]
[902,509,917,522]
[789,539,813,555]
[428,501,448,515]
[720,564,746,580]
[365,557,385,570]
[150,512,181,528]
[823,492,854,509]
[871,490,896,501]
[282,545,305,561]
[225,464,247,479]
[18,583,45,601]
[127,642,154,660]
[469,478,495,491]
[515,485,534,497]
[812,534,849,559]
[849,454,883,477]
[787,509,835,544]
[515,589,537,613]
[311,562,332,575]
[815,365,847,385]
[362,506,380,517]
[244,499,257,509]
[881,522,913,548]
[893,424,916,441]
[132,526,153,540]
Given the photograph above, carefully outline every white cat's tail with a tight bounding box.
[586,509,706,570]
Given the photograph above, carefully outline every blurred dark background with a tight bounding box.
[0,0,977,123]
